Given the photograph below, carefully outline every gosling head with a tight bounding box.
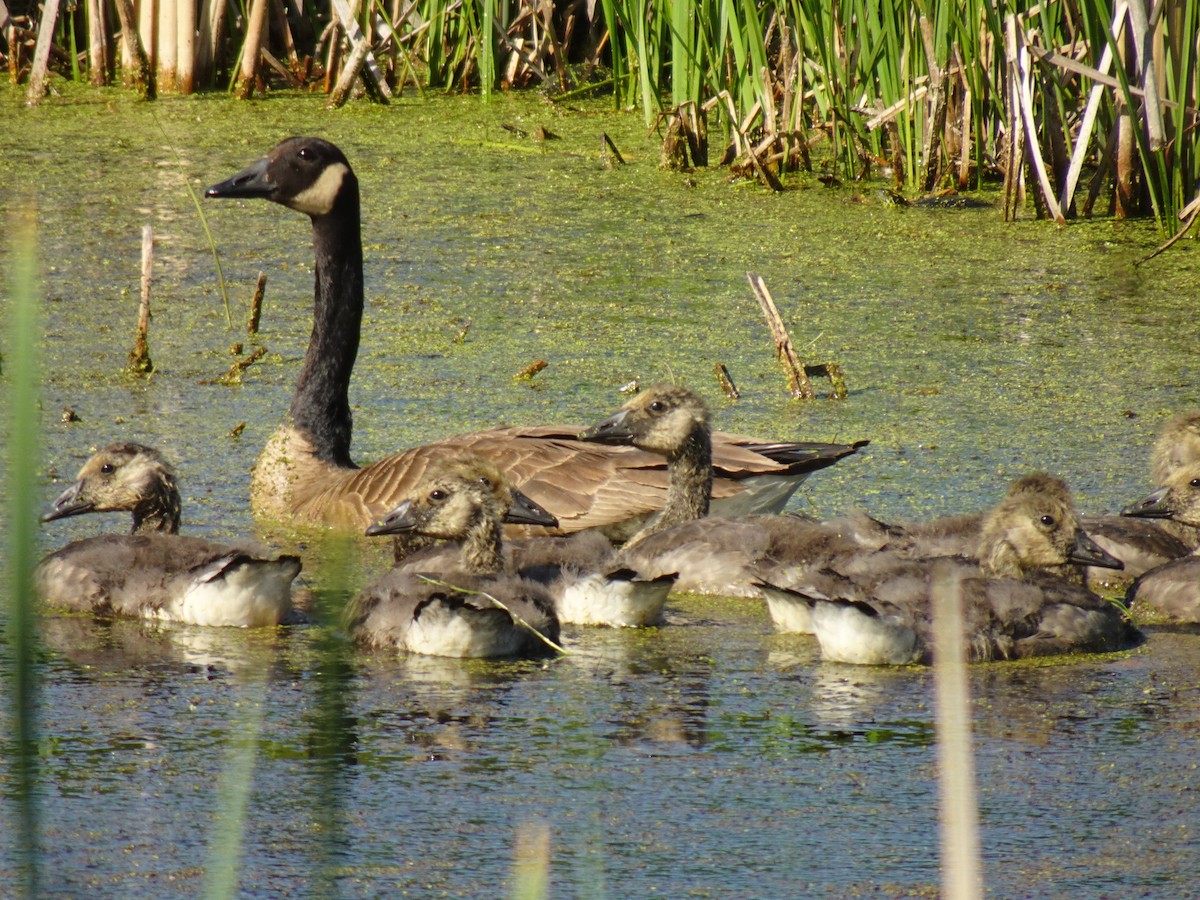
[44,443,181,534]
[366,456,523,540]
[205,137,358,219]
[1123,460,1200,527]
[1151,411,1200,485]
[980,473,1121,578]
[579,384,711,457]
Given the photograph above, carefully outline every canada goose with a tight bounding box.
[369,456,675,628]
[36,443,301,627]
[347,458,561,658]
[579,384,867,601]
[205,138,866,538]
[767,474,1136,665]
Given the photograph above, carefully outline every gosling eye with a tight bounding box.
[1039,515,1056,528]
[428,489,447,502]
[648,400,666,413]
[99,463,115,475]
[1190,478,1200,489]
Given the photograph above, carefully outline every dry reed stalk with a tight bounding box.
[234,0,269,99]
[137,0,156,84]
[26,0,61,103]
[128,225,154,375]
[513,359,548,381]
[112,0,153,97]
[1056,2,1124,213]
[156,0,176,91]
[713,363,740,400]
[746,272,813,400]
[87,0,107,86]
[930,561,983,900]
[248,271,266,335]
[330,0,391,101]
[600,132,625,167]
[177,0,196,92]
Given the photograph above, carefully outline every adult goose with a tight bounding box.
[579,384,867,601]
[1121,460,1200,622]
[369,455,676,628]
[205,138,866,537]
[346,458,561,658]
[768,474,1136,665]
[36,443,301,627]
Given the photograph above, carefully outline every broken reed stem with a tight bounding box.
[248,271,266,335]
[930,561,984,900]
[713,363,740,399]
[128,225,154,375]
[600,133,625,167]
[416,576,566,655]
[513,359,548,381]
[746,271,813,399]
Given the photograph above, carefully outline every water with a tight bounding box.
[3,85,1200,897]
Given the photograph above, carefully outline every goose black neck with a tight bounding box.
[132,479,182,535]
[291,192,363,469]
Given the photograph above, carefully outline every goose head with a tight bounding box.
[44,443,181,534]
[580,384,711,456]
[205,137,358,219]
[979,473,1121,578]
[1124,460,1200,527]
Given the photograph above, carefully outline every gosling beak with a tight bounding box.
[505,489,558,528]
[205,156,275,201]
[1069,530,1124,571]
[579,408,635,444]
[42,481,92,522]
[1121,486,1172,519]
[364,499,417,537]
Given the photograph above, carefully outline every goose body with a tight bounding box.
[579,384,867,601]
[36,444,300,627]
[206,138,865,537]
[348,457,561,658]
[768,474,1136,665]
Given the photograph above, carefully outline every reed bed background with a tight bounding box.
[4,1,1198,228]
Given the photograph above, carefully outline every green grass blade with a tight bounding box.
[5,203,43,898]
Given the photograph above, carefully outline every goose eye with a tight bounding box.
[298,147,315,161]
[1039,515,1056,527]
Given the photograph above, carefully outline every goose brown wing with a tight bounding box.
[303,426,862,534]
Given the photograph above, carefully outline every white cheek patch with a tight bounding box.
[288,162,349,215]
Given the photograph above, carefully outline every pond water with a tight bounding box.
[2,85,1200,897]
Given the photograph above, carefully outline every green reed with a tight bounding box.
[10,0,1199,227]
[4,206,43,897]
